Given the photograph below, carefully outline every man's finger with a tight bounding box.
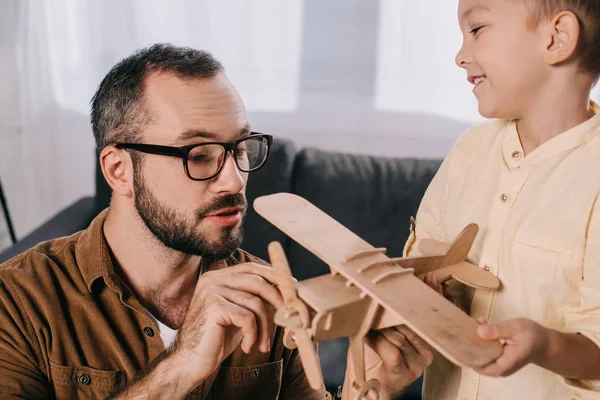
[365,330,409,372]
[220,301,259,354]
[233,262,280,282]
[220,288,271,353]
[379,328,422,369]
[210,263,279,285]
[214,271,284,309]
[395,325,434,365]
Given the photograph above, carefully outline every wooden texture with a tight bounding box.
[268,242,323,389]
[255,193,503,369]
[414,238,499,290]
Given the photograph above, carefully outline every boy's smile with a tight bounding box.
[456,0,549,119]
[469,75,487,93]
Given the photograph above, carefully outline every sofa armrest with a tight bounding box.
[0,197,99,263]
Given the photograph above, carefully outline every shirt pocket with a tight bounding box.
[49,361,125,400]
[211,359,283,399]
[513,230,580,283]
[515,237,573,259]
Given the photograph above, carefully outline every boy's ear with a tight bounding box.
[544,10,580,66]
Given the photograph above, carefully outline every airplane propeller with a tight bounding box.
[268,241,324,390]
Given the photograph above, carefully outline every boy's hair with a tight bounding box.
[519,1,600,76]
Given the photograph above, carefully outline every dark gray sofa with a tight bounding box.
[0,138,442,399]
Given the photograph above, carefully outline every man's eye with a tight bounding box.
[235,147,248,156]
[189,154,213,163]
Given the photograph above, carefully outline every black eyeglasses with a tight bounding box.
[116,133,273,181]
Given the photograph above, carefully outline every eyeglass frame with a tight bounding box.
[115,132,273,181]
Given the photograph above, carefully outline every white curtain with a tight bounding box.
[1,0,599,241]
[375,0,600,121]
[375,0,481,123]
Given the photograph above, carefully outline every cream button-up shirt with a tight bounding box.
[405,102,600,400]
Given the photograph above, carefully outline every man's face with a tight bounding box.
[133,72,250,259]
[456,0,549,119]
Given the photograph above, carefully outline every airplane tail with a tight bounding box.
[442,224,478,265]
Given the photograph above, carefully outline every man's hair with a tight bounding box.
[90,43,224,150]
[518,0,600,76]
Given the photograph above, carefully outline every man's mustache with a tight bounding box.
[198,193,248,218]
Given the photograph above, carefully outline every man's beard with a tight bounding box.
[133,171,246,260]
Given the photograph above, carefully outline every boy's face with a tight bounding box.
[456,0,549,119]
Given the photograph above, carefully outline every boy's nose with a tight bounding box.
[455,45,472,68]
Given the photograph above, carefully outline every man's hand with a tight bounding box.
[474,318,549,377]
[344,326,434,400]
[173,262,284,380]
[111,262,283,399]
[365,326,434,399]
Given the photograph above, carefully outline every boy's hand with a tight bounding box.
[424,275,552,377]
[475,318,550,377]
[423,273,464,311]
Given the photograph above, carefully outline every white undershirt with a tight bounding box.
[146,312,179,349]
[144,258,227,349]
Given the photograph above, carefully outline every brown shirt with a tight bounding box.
[0,211,328,399]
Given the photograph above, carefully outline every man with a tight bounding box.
[0,44,432,399]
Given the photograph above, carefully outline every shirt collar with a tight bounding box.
[75,209,234,294]
[502,101,600,170]
[75,209,122,293]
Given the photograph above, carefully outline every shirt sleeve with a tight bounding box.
[562,193,600,392]
[279,347,331,400]
[0,277,50,398]
[403,143,470,311]
[403,151,453,258]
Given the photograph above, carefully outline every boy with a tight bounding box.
[403,0,600,399]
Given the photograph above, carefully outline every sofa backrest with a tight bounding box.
[281,148,441,280]
[241,140,297,260]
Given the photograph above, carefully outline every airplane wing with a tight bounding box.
[254,193,503,368]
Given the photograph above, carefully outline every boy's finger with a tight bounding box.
[477,320,520,340]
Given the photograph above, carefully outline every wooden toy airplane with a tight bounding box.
[254,193,503,400]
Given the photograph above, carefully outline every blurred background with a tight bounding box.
[2,0,600,397]
[1,0,599,247]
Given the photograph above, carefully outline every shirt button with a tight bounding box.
[143,327,155,337]
[77,373,91,385]
[250,368,262,380]
[500,193,510,203]
[484,265,491,272]
[511,151,522,159]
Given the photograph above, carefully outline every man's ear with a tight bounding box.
[544,10,580,66]
[100,146,134,197]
